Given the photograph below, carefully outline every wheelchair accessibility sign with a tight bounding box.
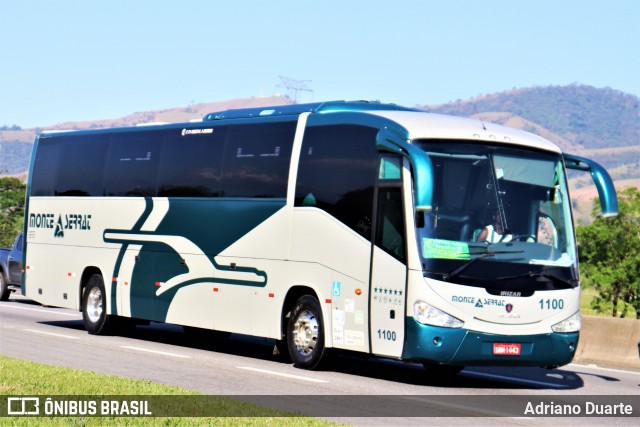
[332,281,342,297]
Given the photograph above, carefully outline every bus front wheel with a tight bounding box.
[287,295,327,370]
[82,274,116,335]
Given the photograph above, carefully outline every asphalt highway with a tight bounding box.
[1,295,639,425]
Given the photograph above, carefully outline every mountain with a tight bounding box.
[50,95,293,131]
[422,84,639,151]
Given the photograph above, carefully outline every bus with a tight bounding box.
[23,101,618,372]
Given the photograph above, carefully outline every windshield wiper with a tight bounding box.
[441,250,524,281]
[496,271,578,288]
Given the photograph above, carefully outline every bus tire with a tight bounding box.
[0,274,9,301]
[286,295,327,370]
[82,274,115,335]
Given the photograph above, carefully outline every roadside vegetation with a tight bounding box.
[0,355,336,426]
[577,187,640,318]
[0,177,25,247]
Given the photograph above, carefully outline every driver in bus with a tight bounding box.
[476,210,512,243]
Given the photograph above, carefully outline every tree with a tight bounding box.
[0,177,26,247]
[577,187,640,318]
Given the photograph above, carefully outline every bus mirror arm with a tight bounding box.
[563,153,619,217]
[376,128,433,212]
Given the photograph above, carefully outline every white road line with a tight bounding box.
[120,345,191,359]
[0,304,82,318]
[569,363,640,376]
[23,328,80,340]
[237,366,329,383]
[464,370,568,388]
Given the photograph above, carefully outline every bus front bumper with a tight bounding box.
[403,318,579,368]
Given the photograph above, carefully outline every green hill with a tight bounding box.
[422,84,639,151]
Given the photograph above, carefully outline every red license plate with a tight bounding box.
[493,343,522,356]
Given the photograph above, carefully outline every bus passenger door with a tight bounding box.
[369,158,407,358]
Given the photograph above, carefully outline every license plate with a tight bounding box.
[493,343,521,356]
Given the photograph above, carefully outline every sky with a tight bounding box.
[1,0,638,128]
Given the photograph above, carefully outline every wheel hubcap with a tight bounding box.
[86,287,103,323]
[292,310,318,356]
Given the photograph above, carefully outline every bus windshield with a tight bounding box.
[413,140,578,291]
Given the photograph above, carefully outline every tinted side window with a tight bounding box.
[31,137,61,196]
[295,125,379,240]
[221,121,296,198]
[104,131,163,197]
[56,134,109,196]
[158,127,226,197]
[375,187,406,262]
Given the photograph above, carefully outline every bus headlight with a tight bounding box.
[413,301,463,328]
[551,311,581,333]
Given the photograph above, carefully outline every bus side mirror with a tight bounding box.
[376,129,433,212]
[563,153,618,217]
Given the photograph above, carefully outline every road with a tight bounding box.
[1,295,639,425]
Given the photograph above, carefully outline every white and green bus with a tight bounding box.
[23,101,617,372]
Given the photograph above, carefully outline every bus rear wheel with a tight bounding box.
[82,274,116,335]
[287,295,327,370]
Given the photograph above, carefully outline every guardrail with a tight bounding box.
[574,315,640,371]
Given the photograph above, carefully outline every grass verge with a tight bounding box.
[580,286,638,318]
[0,355,338,426]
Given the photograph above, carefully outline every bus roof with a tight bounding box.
[366,110,562,153]
[203,100,418,121]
